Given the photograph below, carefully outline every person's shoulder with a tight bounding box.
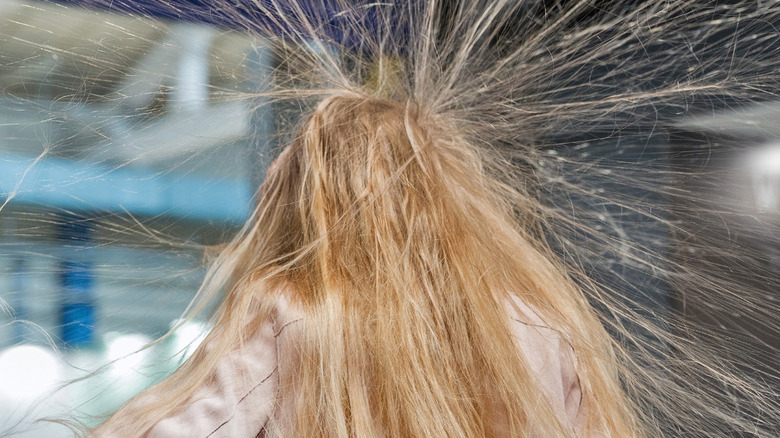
[503,294,574,365]
[503,293,585,434]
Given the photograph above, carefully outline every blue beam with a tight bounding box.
[0,153,252,223]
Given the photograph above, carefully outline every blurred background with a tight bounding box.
[0,0,778,436]
[0,1,265,433]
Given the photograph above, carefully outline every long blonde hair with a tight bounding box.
[93,90,639,437]
[94,93,639,436]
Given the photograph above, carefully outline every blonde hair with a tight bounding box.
[93,93,640,436]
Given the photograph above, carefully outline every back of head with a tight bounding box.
[90,87,639,437]
[289,94,494,291]
[247,93,639,437]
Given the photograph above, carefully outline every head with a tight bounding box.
[238,93,640,436]
[250,93,495,297]
[96,93,639,437]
